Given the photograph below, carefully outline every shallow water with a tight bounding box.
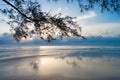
[0,45,120,80]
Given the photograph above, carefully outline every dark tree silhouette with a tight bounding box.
[0,0,119,42]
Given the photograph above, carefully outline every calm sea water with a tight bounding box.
[0,45,120,80]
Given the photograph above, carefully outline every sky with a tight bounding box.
[0,0,120,45]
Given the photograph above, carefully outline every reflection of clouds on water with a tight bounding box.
[0,46,120,80]
[30,62,40,70]
[54,49,120,78]
[0,54,120,80]
[65,56,83,68]
[66,60,81,68]
[57,49,120,59]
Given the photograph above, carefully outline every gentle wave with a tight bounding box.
[0,45,120,61]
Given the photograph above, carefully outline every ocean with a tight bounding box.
[0,45,120,80]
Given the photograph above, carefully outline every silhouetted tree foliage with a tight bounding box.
[48,0,120,13]
[0,0,120,42]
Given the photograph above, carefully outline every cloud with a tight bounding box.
[56,7,62,13]
[75,11,97,21]
[82,22,120,37]
[0,22,10,34]
[52,7,69,17]
[0,33,15,44]
[0,33,120,45]
[73,11,120,37]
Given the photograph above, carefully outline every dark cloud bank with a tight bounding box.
[0,33,120,45]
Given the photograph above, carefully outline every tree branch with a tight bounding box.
[2,0,33,21]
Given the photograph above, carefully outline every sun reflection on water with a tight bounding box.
[0,46,120,80]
